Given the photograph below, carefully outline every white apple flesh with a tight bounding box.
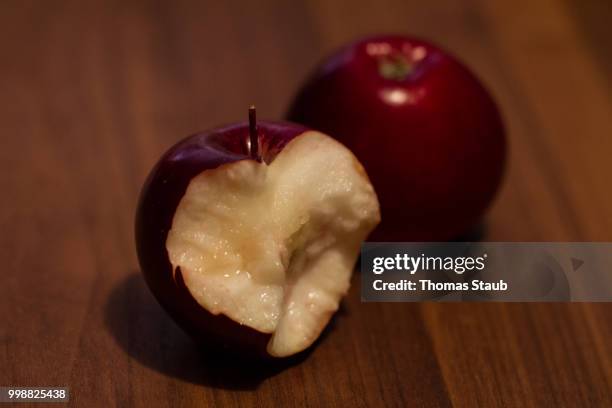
[165,131,380,357]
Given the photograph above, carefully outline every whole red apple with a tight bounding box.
[135,108,380,358]
[288,35,506,241]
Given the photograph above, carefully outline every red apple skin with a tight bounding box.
[135,121,307,357]
[288,35,506,241]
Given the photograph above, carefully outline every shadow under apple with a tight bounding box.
[104,272,339,390]
[453,221,487,242]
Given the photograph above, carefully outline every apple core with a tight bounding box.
[165,131,380,357]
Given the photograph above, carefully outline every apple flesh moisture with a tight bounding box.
[288,35,506,241]
[135,108,380,358]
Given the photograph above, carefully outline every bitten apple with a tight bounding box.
[288,35,506,241]
[135,108,380,358]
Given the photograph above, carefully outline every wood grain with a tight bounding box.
[0,0,610,406]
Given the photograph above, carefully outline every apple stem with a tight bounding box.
[248,105,260,161]
[379,54,413,81]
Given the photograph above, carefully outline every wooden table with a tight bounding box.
[1,0,611,406]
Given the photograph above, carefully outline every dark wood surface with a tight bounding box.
[1,0,611,406]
